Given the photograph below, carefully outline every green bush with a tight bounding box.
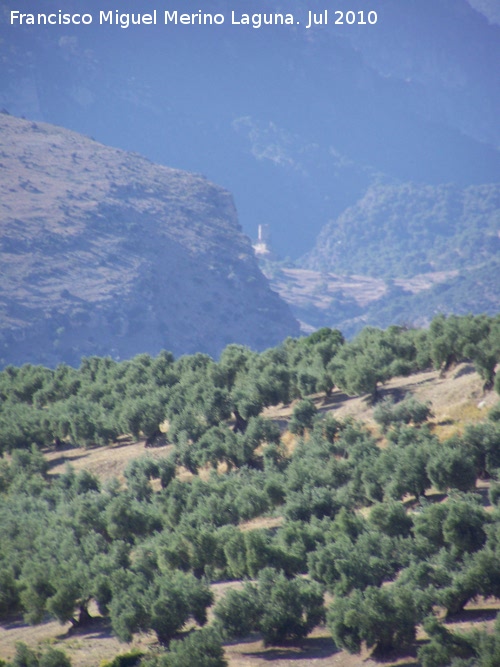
[100,650,143,667]
[8,644,72,667]
[289,399,318,436]
[39,648,72,667]
[417,616,474,667]
[327,585,417,655]
[164,627,227,667]
[214,568,325,646]
[489,403,500,423]
[373,395,432,432]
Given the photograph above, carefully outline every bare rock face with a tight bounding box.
[0,113,299,366]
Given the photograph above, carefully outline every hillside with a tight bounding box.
[42,364,498,484]
[0,113,299,367]
[1,0,499,258]
[302,183,500,279]
[1,315,500,666]
[0,362,498,667]
[262,182,500,334]
[264,262,500,337]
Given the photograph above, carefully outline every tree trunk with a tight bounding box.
[440,353,457,377]
[232,409,248,434]
[483,377,494,392]
[145,429,163,447]
[78,601,92,626]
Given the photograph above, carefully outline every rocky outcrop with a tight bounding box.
[0,114,299,367]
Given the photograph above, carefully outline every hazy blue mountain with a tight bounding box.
[0,114,299,367]
[262,181,500,336]
[1,0,499,258]
[302,182,500,278]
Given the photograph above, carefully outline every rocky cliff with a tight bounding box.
[0,113,300,367]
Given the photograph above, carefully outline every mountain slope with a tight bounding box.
[302,182,500,278]
[260,181,500,335]
[1,0,499,258]
[0,113,299,367]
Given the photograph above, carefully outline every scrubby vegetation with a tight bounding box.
[303,183,500,280]
[1,313,500,665]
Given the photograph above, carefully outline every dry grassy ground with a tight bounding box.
[45,438,173,485]
[1,364,498,666]
[264,362,497,439]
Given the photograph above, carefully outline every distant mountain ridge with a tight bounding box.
[301,182,500,278]
[1,0,499,258]
[259,181,500,336]
[0,113,300,367]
